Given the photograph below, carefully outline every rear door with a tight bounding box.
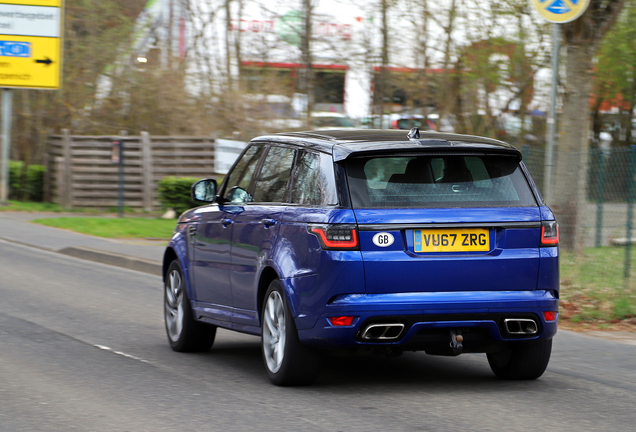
[345,153,542,294]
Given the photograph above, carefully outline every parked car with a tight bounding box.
[311,112,356,129]
[388,113,455,132]
[243,94,304,130]
[390,114,430,130]
[163,128,559,386]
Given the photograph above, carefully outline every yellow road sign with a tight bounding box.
[0,0,63,89]
[531,0,591,24]
[3,1,61,6]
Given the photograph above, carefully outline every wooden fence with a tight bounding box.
[46,131,221,211]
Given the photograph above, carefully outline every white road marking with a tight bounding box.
[94,344,150,363]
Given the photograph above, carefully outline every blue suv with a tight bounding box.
[163,128,559,386]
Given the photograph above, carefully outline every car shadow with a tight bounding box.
[191,331,555,392]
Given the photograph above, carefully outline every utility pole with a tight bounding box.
[0,89,12,206]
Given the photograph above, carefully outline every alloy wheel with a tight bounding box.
[262,291,286,373]
[165,269,184,342]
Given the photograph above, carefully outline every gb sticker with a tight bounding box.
[372,232,395,247]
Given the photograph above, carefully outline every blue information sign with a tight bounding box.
[0,41,31,57]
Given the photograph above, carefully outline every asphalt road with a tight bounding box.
[1,239,636,431]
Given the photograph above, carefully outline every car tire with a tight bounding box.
[487,338,552,380]
[164,259,216,352]
[261,279,321,386]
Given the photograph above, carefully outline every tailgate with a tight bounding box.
[355,207,542,294]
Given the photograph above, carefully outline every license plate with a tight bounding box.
[414,228,490,253]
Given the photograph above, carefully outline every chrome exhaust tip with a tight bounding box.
[503,318,538,335]
[360,323,405,340]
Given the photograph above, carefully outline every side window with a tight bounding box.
[291,151,338,206]
[252,146,296,203]
[224,145,265,203]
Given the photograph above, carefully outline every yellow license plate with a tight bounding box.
[414,229,490,253]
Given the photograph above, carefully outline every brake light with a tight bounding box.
[328,316,355,326]
[308,224,359,250]
[543,311,558,322]
[541,220,559,246]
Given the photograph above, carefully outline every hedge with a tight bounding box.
[157,176,201,215]
[8,161,46,201]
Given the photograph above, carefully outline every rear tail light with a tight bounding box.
[541,220,559,246]
[308,224,359,250]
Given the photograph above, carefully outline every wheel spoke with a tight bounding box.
[166,285,177,308]
[267,296,277,323]
[175,303,183,337]
[264,302,277,336]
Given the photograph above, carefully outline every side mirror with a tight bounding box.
[191,179,218,203]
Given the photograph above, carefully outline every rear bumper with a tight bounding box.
[296,290,558,352]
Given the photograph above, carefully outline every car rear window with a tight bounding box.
[345,154,536,208]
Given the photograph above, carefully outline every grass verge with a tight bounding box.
[561,246,636,325]
[31,217,177,239]
[0,200,67,212]
[1,200,149,214]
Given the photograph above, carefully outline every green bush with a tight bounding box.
[26,164,46,202]
[157,176,200,215]
[7,161,46,201]
[8,160,24,200]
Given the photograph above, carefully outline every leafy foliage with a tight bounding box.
[157,176,201,215]
[8,161,46,201]
[594,3,636,142]
[8,161,24,200]
[25,164,47,202]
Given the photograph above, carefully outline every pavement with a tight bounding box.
[0,212,166,276]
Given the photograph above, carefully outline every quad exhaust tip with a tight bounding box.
[503,318,538,335]
[360,323,405,340]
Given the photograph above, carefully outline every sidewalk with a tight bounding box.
[0,212,166,276]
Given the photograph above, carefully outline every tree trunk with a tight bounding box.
[377,0,390,118]
[302,0,314,127]
[234,0,243,87]
[225,0,232,87]
[551,44,595,251]
[439,0,456,129]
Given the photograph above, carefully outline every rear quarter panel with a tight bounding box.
[277,207,366,329]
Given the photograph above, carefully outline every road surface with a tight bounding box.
[1,240,635,431]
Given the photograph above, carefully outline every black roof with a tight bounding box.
[252,129,521,161]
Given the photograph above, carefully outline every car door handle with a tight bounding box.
[261,218,277,228]
[222,218,233,227]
